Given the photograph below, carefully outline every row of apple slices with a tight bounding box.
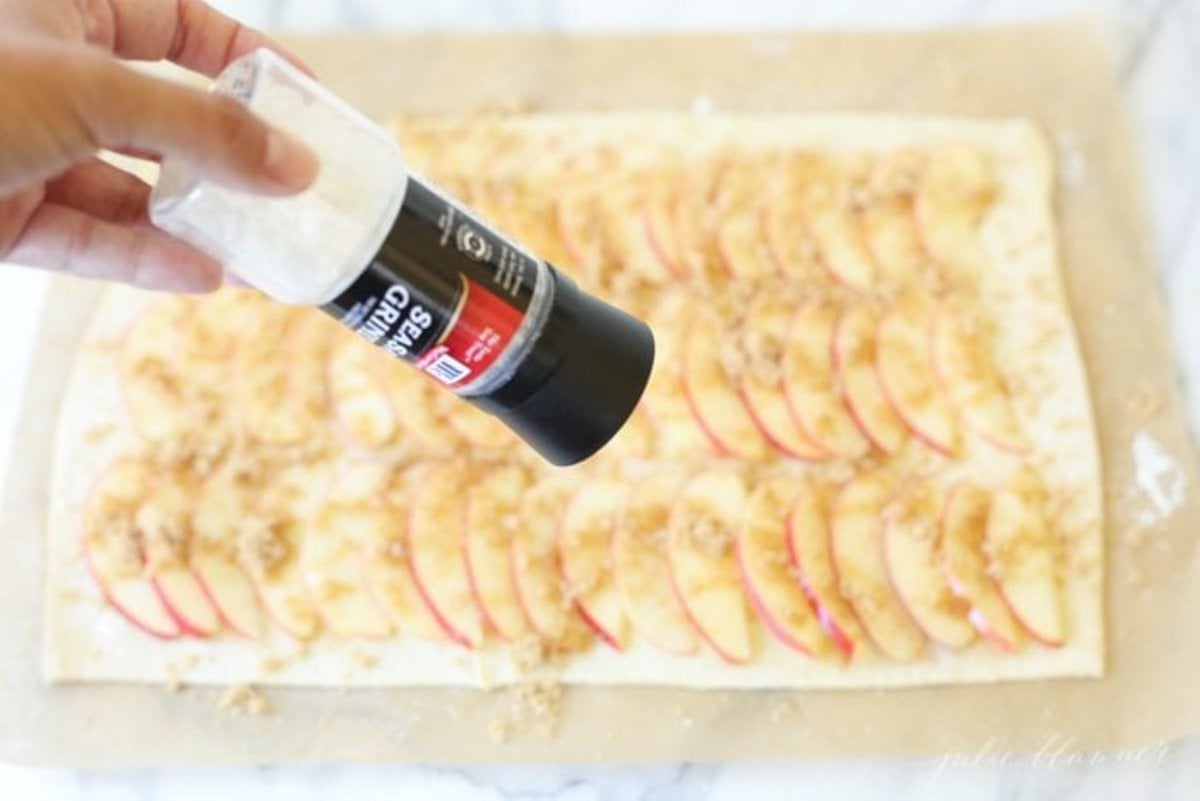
[84,454,1063,663]
[433,146,995,292]
[119,296,517,457]
[644,286,1028,462]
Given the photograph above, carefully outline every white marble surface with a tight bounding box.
[1,0,1199,797]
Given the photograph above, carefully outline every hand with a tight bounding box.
[0,0,319,293]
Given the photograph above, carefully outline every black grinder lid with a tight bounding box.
[467,266,655,466]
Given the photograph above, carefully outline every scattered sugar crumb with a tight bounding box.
[490,681,565,741]
[164,654,201,693]
[1129,431,1186,527]
[218,684,270,716]
[351,651,380,669]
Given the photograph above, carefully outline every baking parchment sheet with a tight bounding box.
[1,18,1197,766]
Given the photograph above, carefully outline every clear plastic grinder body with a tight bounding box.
[150,48,654,466]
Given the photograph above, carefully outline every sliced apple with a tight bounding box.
[667,470,754,664]
[761,160,823,279]
[378,359,459,453]
[782,301,871,458]
[941,483,1024,651]
[798,160,877,289]
[830,472,926,661]
[559,480,629,649]
[786,484,867,657]
[555,158,611,284]
[876,293,958,456]
[407,461,485,648]
[832,304,908,453]
[860,152,926,280]
[233,304,309,447]
[612,472,698,655]
[464,464,532,641]
[736,475,836,656]
[986,470,1064,646]
[445,398,513,450]
[119,297,195,444]
[137,473,222,637]
[328,334,401,449]
[642,291,717,456]
[671,158,724,281]
[713,167,777,279]
[362,465,445,640]
[599,168,675,284]
[737,293,828,460]
[302,464,394,639]
[181,289,263,431]
[512,475,581,642]
[931,302,1028,453]
[82,459,180,639]
[914,147,996,283]
[642,171,687,279]
[882,484,976,648]
[191,463,266,638]
[238,464,325,640]
[287,310,338,437]
[682,306,772,460]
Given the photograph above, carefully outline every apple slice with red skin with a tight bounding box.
[180,289,263,434]
[832,304,908,454]
[327,335,401,450]
[361,465,445,640]
[876,293,959,456]
[713,167,778,280]
[830,472,927,661]
[914,147,996,283]
[761,162,823,280]
[941,483,1025,652]
[286,310,338,438]
[682,306,772,460]
[737,293,829,460]
[137,473,222,637]
[83,459,181,639]
[642,170,688,279]
[931,301,1029,454]
[882,484,976,648]
[407,461,485,648]
[671,158,725,281]
[783,301,871,458]
[860,152,927,280]
[239,464,328,640]
[736,475,836,657]
[643,291,719,456]
[464,464,532,642]
[786,484,867,658]
[233,304,312,447]
[512,475,583,643]
[986,470,1064,646]
[302,464,395,639]
[798,160,878,289]
[667,470,754,664]
[559,480,630,649]
[191,462,267,638]
[599,168,677,284]
[612,473,698,655]
[119,297,196,445]
[378,362,459,453]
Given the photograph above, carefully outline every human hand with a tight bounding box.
[0,0,319,292]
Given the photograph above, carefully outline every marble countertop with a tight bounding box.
[2,0,1198,797]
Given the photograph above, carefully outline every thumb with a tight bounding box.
[77,57,319,195]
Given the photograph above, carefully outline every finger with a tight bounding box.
[44,160,151,225]
[77,59,319,195]
[92,0,315,78]
[7,202,223,293]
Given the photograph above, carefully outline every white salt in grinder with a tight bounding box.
[150,49,654,466]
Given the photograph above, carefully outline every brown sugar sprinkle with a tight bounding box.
[351,651,380,669]
[217,684,270,716]
[237,517,290,578]
[685,511,733,556]
[98,516,143,577]
[83,424,118,445]
[136,503,189,570]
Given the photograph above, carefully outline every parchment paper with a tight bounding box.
[2,17,1198,766]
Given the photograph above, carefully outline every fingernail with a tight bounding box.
[264,129,319,192]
